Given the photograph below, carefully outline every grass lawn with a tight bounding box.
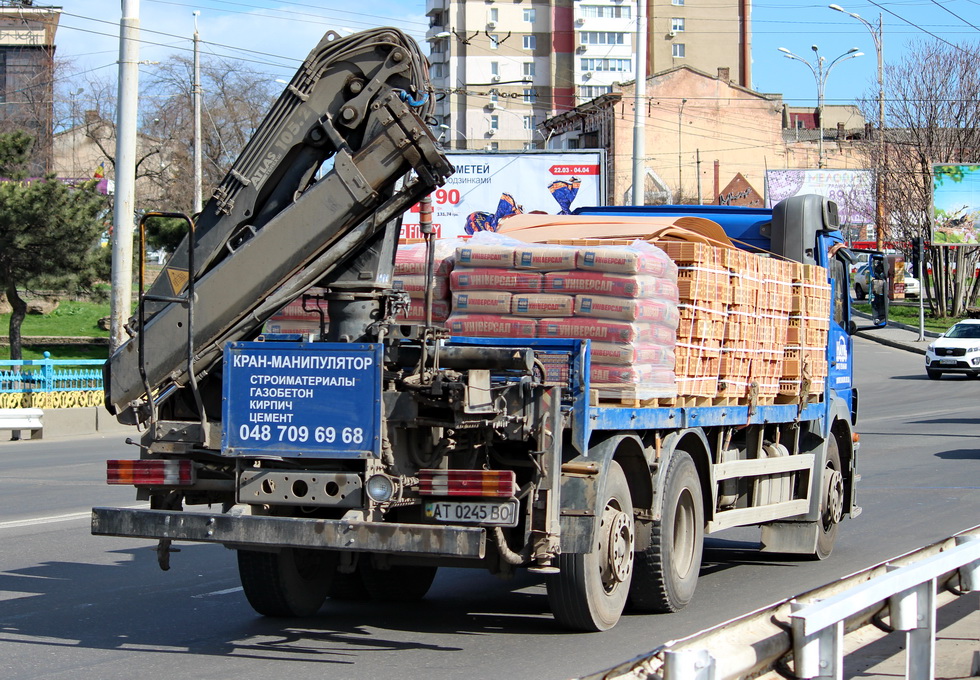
[0,300,111,337]
[853,301,959,333]
[0,300,111,361]
[0,345,109,361]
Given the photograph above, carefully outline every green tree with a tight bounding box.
[0,132,108,359]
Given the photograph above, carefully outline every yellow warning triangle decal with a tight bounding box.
[166,268,190,295]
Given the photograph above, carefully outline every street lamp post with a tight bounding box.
[830,4,886,250]
[777,45,862,169]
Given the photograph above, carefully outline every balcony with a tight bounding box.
[426,0,447,17]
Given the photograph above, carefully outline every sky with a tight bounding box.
[51,0,980,110]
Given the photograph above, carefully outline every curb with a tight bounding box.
[855,330,928,355]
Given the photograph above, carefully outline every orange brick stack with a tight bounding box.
[662,241,728,398]
[780,264,831,396]
[752,257,794,399]
[718,248,759,399]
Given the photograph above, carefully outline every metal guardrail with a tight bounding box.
[0,352,104,408]
[578,526,980,680]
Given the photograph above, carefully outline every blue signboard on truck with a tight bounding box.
[222,341,382,458]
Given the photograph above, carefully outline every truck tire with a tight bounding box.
[814,437,844,560]
[237,548,335,617]
[547,460,634,631]
[629,450,703,612]
[359,563,438,601]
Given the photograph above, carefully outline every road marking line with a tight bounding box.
[193,587,244,599]
[0,505,145,530]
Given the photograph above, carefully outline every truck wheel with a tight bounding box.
[359,563,438,601]
[237,548,335,617]
[629,450,703,612]
[814,437,844,560]
[547,460,634,631]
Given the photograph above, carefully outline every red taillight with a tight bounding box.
[107,460,195,486]
[418,469,517,498]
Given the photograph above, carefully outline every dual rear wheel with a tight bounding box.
[547,452,706,631]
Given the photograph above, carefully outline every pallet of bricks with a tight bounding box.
[781,264,831,399]
[445,234,681,404]
[661,240,829,406]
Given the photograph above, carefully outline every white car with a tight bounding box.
[925,319,980,380]
[853,265,920,299]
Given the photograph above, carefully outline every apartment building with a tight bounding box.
[425,0,750,151]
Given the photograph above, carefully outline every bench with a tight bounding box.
[0,408,44,440]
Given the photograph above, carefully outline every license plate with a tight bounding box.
[940,359,958,365]
[424,500,519,527]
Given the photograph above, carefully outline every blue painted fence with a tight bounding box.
[0,352,103,394]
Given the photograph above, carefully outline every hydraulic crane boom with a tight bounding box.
[105,28,453,425]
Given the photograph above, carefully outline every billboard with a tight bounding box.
[765,169,875,228]
[400,150,604,239]
[933,164,980,245]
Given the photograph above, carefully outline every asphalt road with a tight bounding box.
[1,336,978,680]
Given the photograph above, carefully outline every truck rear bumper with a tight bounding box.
[91,507,487,559]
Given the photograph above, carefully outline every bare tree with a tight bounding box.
[65,54,277,219]
[140,54,278,215]
[858,39,980,317]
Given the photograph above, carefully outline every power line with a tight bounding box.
[926,0,980,32]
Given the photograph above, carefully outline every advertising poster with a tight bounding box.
[400,151,604,239]
[933,164,980,245]
[765,169,875,227]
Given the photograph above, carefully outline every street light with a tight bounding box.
[830,3,886,250]
[777,45,862,169]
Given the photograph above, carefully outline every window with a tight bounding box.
[523,142,535,150]
[490,34,500,49]
[581,58,632,72]
[429,63,445,79]
[490,115,499,130]
[580,5,631,18]
[491,61,499,76]
[672,0,685,5]
[579,85,613,100]
[489,8,498,22]
[523,61,535,78]
[671,17,685,32]
[523,88,536,103]
[489,90,499,104]
[580,32,627,46]
[489,142,499,151]
[523,8,536,22]
[672,43,686,58]
[523,35,536,50]
[523,115,534,130]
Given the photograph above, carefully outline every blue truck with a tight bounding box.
[92,28,861,632]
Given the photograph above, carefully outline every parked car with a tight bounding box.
[853,265,920,299]
[924,319,980,379]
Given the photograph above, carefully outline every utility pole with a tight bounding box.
[677,98,686,202]
[192,11,203,215]
[110,0,140,351]
[631,0,646,206]
[777,45,862,171]
[696,149,702,204]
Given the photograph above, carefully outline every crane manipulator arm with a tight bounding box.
[105,28,453,432]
